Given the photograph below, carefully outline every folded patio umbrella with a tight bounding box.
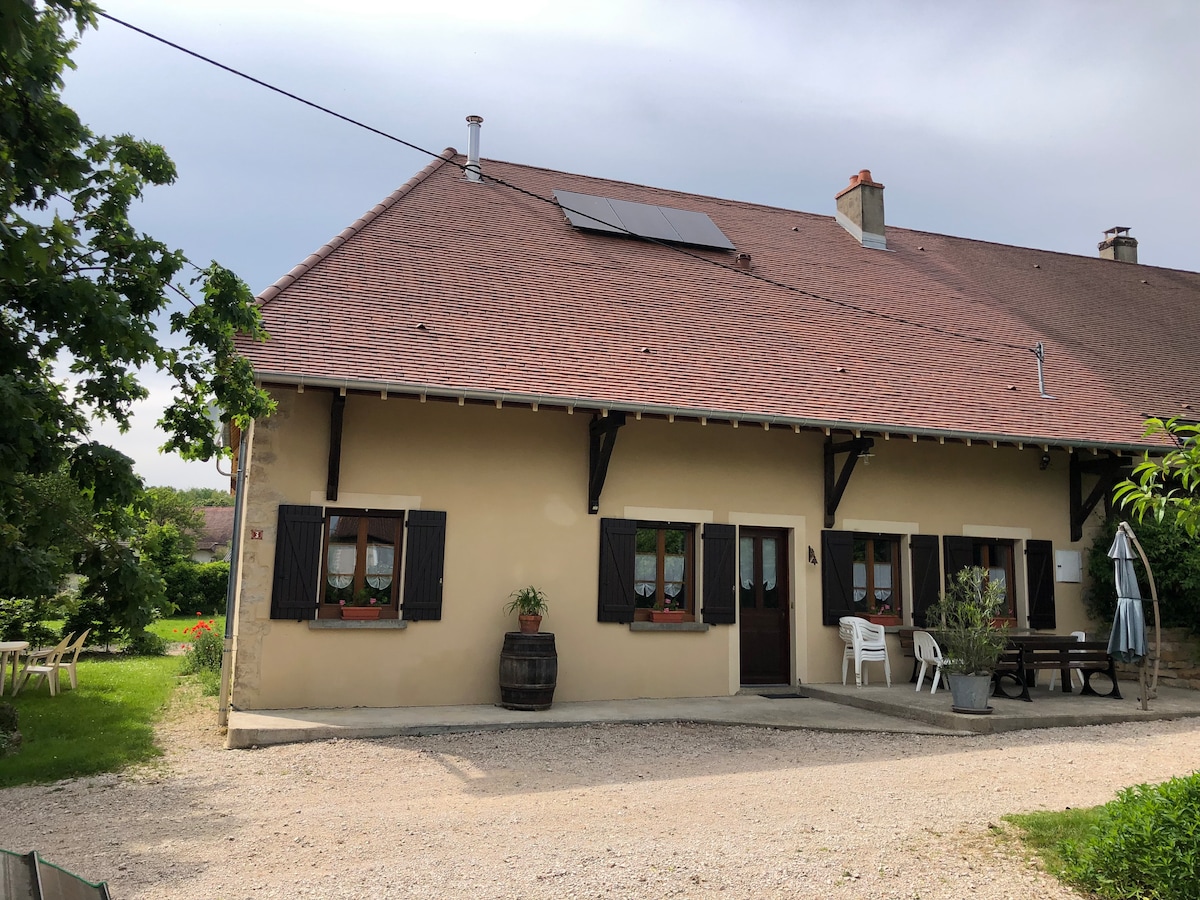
[1107,529,1147,664]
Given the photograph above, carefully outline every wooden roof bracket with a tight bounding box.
[588,412,627,514]
[824,435,874,528]
[1069,452,1132,541]
[326,391,346,502]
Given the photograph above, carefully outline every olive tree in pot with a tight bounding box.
[504,586,549,634]
[927,566,1010,713]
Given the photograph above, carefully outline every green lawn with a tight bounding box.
[0,655,181,787]
[1004,807,1101,876]
[147,614,225,646]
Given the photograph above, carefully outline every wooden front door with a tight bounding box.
[739,527,790,684]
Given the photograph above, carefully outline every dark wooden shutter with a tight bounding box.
[701,524,736,625]
[821,530,855,626]
[598,518,636,623]
[910,534,941,627]
[942,535,974,588]
[269,504,324,621]
[402,510,447,621]
[1026,539,1056,630]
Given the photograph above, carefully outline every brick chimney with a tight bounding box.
[1098,226,1137,263]
[835,169,886,250]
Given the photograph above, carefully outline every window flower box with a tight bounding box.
[341,606,382,620]
[866,613,901,626]
[650,610,685,624]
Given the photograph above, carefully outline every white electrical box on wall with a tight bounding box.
[1055,549,1082,583]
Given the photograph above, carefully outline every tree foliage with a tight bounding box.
[167,486,234,508]
[1114,418,1200,538]
[1085,514,1200,634]
[0,2,273,636]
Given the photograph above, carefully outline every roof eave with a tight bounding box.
[253,371,1162,455]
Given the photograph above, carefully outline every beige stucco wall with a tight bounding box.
[229,388,1094,710]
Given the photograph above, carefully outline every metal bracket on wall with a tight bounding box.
[824,435,875,528]
[326,391,346,502]
[588,412,627,514]
[1069,452,1132,541]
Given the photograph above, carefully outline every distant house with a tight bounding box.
[226,122,1200,711]
[192,506,234,563]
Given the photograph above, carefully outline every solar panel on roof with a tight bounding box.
[553,189,735,251]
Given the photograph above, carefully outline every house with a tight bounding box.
[227,118,1200,711]
[191,506,234,563]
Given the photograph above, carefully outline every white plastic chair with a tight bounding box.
[14,634,73,697]
[839,616,891,688]
[54,628,90,691]
[913,630,947,694]
[1047,631,1087,691]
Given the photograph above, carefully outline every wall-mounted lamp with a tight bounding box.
[807,546,819,565]
[1039,452,1051,470]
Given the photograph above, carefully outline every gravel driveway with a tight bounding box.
[3,687,1198,899]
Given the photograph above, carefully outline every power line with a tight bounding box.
[96,10,1033,356]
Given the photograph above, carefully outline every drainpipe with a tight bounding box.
[217,424,250,728]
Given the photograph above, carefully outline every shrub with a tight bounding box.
[195,562,230,613]
[180,619,223,675]
[1085,515,1200,633]
[0,598,57,647]
[61,595,123,650]
[1062,771,1200,900]
[163,561,229,617]
[125,629,168,656]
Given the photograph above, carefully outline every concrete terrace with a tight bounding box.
[225,681,1200,749]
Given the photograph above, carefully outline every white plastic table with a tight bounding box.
[0,641,29,696]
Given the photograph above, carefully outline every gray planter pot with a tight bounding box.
[947,673,993,714]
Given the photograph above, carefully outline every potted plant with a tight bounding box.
[650,596,685,623]
[926,566,1009,713]
[504,586,548,634]
[340,588,383,620]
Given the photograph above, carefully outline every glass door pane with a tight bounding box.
[740,536,755,607]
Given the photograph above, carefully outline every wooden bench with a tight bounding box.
[993,639,1122,702]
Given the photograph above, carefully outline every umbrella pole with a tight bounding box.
[1119,522,1161,704]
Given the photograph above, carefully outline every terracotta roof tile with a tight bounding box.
[241,154,1200,449]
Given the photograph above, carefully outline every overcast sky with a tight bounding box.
[63,0,1200,489]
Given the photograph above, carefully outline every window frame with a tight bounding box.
[850,532,903,620]
[972,537,1017,620]
[633,521,696,621]
[317,508,405,620]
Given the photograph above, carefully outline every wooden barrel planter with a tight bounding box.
[499,632,558,711]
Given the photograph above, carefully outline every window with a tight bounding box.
[972,538,1016,619]
[598,518,734,625]
[270,505,446,622]
[851,534,902,620]
[319,511,404,619]
[634,524,694,618]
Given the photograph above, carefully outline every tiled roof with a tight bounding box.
[196,506,234,551]
[241,151,1200,450]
